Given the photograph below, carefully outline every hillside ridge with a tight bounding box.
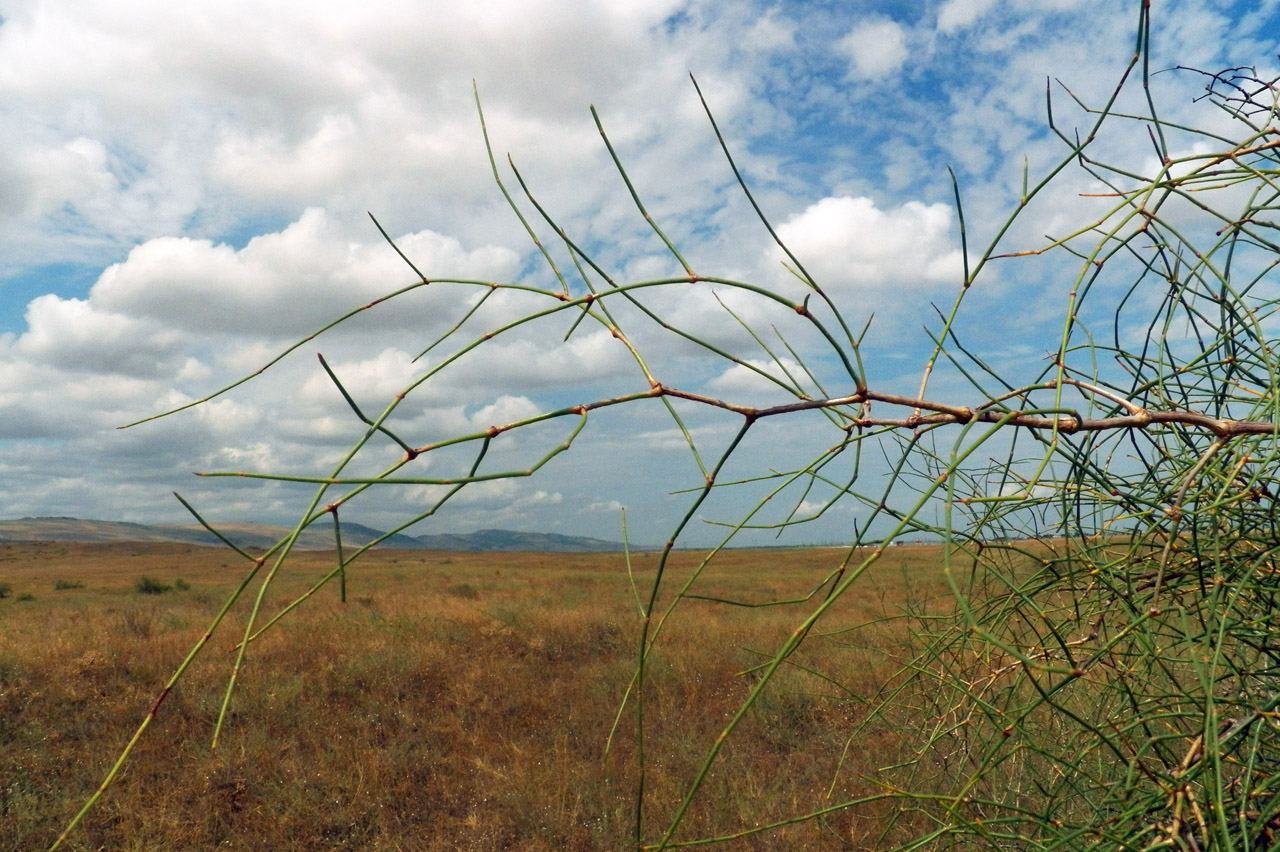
[0,517,630,552]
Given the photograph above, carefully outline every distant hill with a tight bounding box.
[0,517,630,552]
[414,528,626,553]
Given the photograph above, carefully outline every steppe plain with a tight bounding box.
[1,539,953,851]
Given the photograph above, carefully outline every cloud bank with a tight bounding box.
[1,0,1274,545]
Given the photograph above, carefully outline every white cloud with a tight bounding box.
[468,395,542,431]
[772,196,963,301]
[998,482,1055,499]
[706,357,808,400]
[0,137,115,224]
[632,422,737,453]
[90,208,520,337]
[204,441,281,475]
[0,0,772,265]
[446,329,639,392]
[583,499,625,513]
[0,0,1272,549]
[299,347,425,408]
[15,294,182,377]
[402,478,563,524]
[838,17,908,80]
[937,0,999,33]
[740,12,794,53]
[795,498,851,517]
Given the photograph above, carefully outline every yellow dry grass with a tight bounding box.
[0,541,956,851]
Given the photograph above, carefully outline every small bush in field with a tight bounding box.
[0,582,12,599]
[54,579,85,591]
[135,576,171,595]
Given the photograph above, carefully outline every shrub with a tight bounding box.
[53,580,84,591]
[134,576,171,595]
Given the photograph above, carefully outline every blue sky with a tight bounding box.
[1,0,1278,547]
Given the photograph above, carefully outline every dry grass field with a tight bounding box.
[0,540,960,851]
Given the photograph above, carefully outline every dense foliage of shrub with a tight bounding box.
[134,576,171,596]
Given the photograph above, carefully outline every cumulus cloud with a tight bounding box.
[937,0,999,33]
[837,17,909,80]
[298,347,426,409]
[468,394,542,430]
[90,208,520,337]
[772,195,963,302]
[0,138,116,224]
[15,294,183,376]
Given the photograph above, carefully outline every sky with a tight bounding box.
[1,0,1278,548]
